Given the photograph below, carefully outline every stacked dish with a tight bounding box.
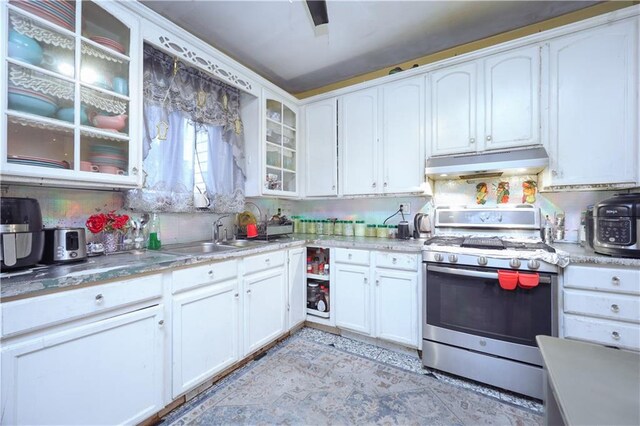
[8,155,70,169]
[14,0,75,31]
[89,36,125,54]
[8,86,57,117]
[89,144,126,172]
[8,30,43,65]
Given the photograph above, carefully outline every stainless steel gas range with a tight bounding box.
[421,205,558,400]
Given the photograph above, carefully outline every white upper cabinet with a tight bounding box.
[341,77,425,196]
[429,62,478,156]
[340,87,379,195]
[542,18,638,188]
[304,98,338,197]
[484,46,540,151]
[1,1,141,188]
[428,45,541,157]
[382,76,425,194]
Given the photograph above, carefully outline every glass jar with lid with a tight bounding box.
[354,220,366,237]
[376,224,388,238]
[366,224,377,237]
[308,219,317,234]
[291,216,301,233]
[334,220,344,236]
[317,220,325,235]
[300,219,308,234]
[344,220,354,237]
[325,220,334,236]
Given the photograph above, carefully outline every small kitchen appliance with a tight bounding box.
[41,228,87,264]
[413,213,431,239]
[397,221,411,239]
[590,193,640,258]
[422,204,558,399]
[1,197,44,271]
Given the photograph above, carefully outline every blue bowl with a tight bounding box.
[56,107,89,125]
[8,31,43,65]
[8,92,57,117]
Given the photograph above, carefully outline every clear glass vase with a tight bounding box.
[102,231,122,254]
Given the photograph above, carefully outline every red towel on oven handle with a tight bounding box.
[498,270,519,291]
[519,272,540,289]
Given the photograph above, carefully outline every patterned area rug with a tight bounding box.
[165,337,542,425]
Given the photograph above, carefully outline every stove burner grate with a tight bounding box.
[461,237,506,250]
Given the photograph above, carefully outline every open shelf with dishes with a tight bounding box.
[306,247,331,320]
[2,1,139,186]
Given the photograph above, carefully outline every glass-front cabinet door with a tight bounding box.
[1,1,139,187]
[264,91,297,196]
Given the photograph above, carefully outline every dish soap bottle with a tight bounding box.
[148,213,161,250]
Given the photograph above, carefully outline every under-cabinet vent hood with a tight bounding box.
[425,147,549,180]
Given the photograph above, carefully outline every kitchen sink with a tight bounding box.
[218,239,270,248]
[162,241,238,255]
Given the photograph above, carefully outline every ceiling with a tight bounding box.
[141,1,600,94]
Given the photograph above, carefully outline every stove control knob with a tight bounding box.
[448,254,458,263]
[434,253,444,262]
[527,259,540,270]
[509,258,522,268]
[477,256,488,266]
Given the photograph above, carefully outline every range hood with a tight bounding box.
[425,147,549,180]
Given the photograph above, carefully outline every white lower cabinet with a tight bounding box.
[334,262,372,335]
[243,253,287,356]
[1,305,165,425]
[374,268,419,347]
[562,264,640,351]
[171,278,240,398]
[334,248,420,347]
[288,247,307,328]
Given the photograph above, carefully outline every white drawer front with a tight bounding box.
[334,248,370,266]
[172,260,238,293]
[564,289,640,323]
[2,274,163,337]
[244,250,285,275]
[375,252,418,271]
[565,265,640,295]
[564,314,640,351]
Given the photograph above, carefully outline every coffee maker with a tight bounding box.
[1,197,45,271]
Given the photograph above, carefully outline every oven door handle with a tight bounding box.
[427,265,551,284]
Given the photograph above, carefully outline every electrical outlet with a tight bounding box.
[398,202,411,216]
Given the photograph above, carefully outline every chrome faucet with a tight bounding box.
[213,214,231,243]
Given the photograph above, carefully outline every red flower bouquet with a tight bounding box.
[86,211,130,234]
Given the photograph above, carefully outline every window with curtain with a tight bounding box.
[126,44,246,213]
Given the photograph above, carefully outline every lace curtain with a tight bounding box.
[126,44,246,213]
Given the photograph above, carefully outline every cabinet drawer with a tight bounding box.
[172,260,238,293]
[334,248,370,266]
[375,252,418,271]
[2,274,162,337]
[564,314,640,351]
[244,250,285,275]
[564,289,640,323]
[565,265,640,295]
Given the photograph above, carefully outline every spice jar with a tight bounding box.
[376,224,388,238]
[292,216,302,233]
[317,220,325,235]
[325,220,334,236]
[344,220,354,237]
[308,219,317,235]
[334,220,344,236]
[366,224,377,237]
[354,220,366,237]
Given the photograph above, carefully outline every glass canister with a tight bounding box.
[354,220,366,237]
[300,219,308,234]
[317,220,325,235]
[291,216,300,233]
[344,220,354,237]
[388,225,398,239]
[325,220,335,236]
[366,224,377,237]
[308,219,317,234]
[334,220,344,236]
[376,224,388,238]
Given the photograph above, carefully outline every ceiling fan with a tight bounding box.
[306,0,329,26]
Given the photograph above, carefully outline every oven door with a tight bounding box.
[423,263,557,366]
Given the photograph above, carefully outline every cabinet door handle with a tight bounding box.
[372,182,377,188]
[208,269,214,277]
[246,289,252,294]
[132,167,139,176]
[348,253,352,260]
[363,277,368,285]
[376,279,380,286]
[611,331,620,340]
[265,258,270,263]
[486,135,492,141]
[332,185,336,190]
[383,182,388,187]
[95,294,104,303]
[234,293,239,298]
[469,138,475,144]
[611,276,620,286]
[392,257,397,264]
[158,320,164,327]
[610,304,620,313]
